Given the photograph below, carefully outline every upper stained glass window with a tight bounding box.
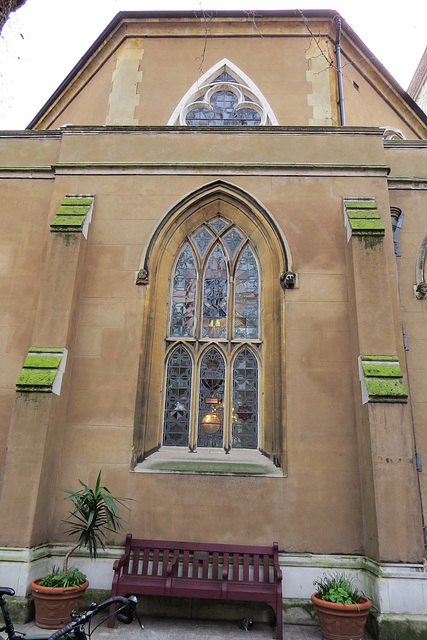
[186,90,261,126]
[168,60,278,126]
[184,73,263,127]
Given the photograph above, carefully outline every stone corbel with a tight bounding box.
[280,270,297,290]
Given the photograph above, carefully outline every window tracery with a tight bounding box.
[168,59,278,126]
[163,215,261,451]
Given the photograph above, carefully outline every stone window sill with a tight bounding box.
[134,448,282,477]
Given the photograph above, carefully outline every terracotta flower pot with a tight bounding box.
[30,578,89,629]
[311,592,371,640]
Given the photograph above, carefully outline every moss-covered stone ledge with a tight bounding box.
[358,355,408,404]
[343,198,385,242]
[16,347,68,395]
[50,194,94,237]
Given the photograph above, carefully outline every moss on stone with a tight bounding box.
[362,363,402,378]
[365,378,408,398]
[345,200,377,209]
[372,614,427,640]
[62,197,93,206]
[23,355,62,369]
[349,219,384,230]
[16,369,57,389]
[56,205,90,216]
[50,215,86,227]
[361,355,399,362]
[346,208,381,219]
[54,232,80,245]
[359,235,385,249]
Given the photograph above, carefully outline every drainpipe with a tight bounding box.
[335,16,345,126]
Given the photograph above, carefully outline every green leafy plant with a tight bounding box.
[313,572,361,605]
[61,470,129,574]
[39,567,86,588]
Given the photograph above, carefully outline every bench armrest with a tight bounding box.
[166,550,180,577]
[113,551,130,573]
[166,550,180,595]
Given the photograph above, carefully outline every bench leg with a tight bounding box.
[275,604,283,640]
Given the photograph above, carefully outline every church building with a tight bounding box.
[1,10,427,638]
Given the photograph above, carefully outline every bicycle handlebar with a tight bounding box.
[47,595,142,640]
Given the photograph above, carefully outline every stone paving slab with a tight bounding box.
[19,616,374,639]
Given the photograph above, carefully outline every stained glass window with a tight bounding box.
[164,219,261,452]
[163,346,192,446]
[202,244,228,339]
[208,217,230,234]
[186,90,261,126]
[234,246,259,339]
[170,244,197,337]
[223,227,244,258]
[232,348,258,449]
[198,347,225,448]
[192,226,214,258]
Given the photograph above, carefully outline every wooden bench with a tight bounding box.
[109,534,283,639]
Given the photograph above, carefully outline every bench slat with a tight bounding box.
[131,547,140,575]
[152,548,160,576]
[253,554,260,582]
[182,549,190,579]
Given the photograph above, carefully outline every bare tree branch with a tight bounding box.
[0,0,28,35]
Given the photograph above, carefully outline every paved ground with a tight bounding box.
[20,616,374,639]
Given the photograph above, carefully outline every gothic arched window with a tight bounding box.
[168,59,278,126]
[133,182,287,474]
[163,216,260,451]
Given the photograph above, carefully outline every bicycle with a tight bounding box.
[0,587,144,640]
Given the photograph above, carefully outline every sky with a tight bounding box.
[0,0,426,130]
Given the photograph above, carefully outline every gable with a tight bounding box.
[28,10,427,138]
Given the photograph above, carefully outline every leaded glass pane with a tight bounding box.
[223,227,244,259]
[170,244,197,337]
[235,108,261,125]
[234,246,259,339]
[232,348,258,449]
[163,346,192,446]
[213,72,238,83]
[192,226,214,257]
[202,244,228,338]
[186,90,261,126]
[198,347,225,448]
[208,217,229,234]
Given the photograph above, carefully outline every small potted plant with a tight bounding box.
[311,572,371,640]
[31,471,128,629]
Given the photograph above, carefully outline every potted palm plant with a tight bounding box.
[311,572,371,640]
[31,471,128,629]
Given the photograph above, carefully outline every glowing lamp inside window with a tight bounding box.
[201,413,222,435]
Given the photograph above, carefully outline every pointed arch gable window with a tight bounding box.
[164,216,261,452]
[168,59,278,126]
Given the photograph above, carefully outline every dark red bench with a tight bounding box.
[109,535,283,638]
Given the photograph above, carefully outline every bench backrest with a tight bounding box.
[123,536,279,584]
